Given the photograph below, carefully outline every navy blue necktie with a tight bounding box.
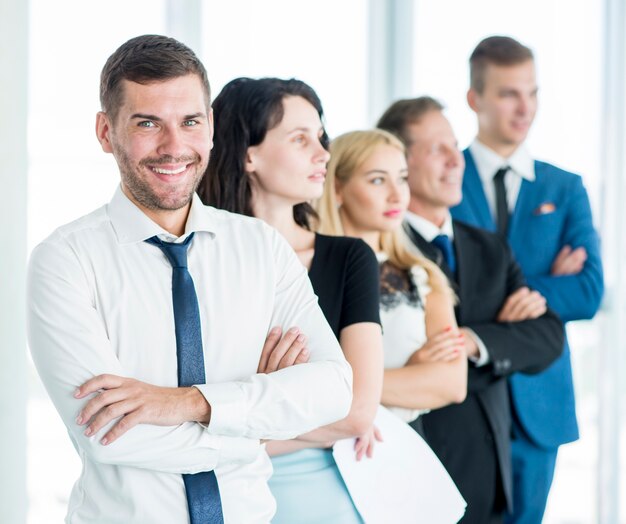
[493,166,510,237]
[431,234,456,274]
[146,233,224,524]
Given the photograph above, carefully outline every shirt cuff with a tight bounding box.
[464,328,490,367]
[194,382,247,436]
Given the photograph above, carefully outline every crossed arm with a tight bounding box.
[75,327,312,446]
[381,286,468,411]
[526,175,603,321]
[27,236,352,474]
[464,253,564,390]
[265,321,384,460]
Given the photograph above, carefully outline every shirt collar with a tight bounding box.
[107,186,218,245]
[469,139,535,183]
[405,211,454,242]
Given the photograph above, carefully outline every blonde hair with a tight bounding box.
[316,129,451,295]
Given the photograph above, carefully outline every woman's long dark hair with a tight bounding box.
[197,77,329,229]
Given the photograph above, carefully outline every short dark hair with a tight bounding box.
[376,96,444,146]
[198,77,328,229]
[100,34,211,122]
[470,36,534,93]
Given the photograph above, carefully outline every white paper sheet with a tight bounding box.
[333,406,466,523]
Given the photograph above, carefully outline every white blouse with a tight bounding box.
[378,254,432,422]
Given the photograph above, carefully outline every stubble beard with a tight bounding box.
[113,142,207,211]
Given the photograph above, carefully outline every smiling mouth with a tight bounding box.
[151,165,188,175]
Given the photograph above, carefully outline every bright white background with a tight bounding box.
[26,1,620,522]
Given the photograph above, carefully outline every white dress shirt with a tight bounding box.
[468,139,536,218]
[27,187,352,524]
[404,211,489,366]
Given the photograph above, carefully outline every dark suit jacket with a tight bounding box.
[405,220,564,517]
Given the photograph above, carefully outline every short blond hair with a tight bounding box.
[316,129,452,296]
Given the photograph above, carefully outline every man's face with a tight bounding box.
[96,74,213,215]
[405,110,464,222]
[468,59,538,151]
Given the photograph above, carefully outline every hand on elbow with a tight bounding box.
[257,326,309,373]
[551,245,587,276]
[74,374,209,447]
[497,287,547,322]
[407,327,465,364]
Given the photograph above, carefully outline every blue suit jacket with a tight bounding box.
[451,148,604,448]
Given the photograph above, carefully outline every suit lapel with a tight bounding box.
[403,222,458,292]
[451,221,471,310]
[507,160,541,251]
[403,222,441,263]
[463,149,496,231]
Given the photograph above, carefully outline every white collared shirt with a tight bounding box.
[404,211,454,243]
[27,187,352,524]
[469,139,535,219]
[404,211,489,366]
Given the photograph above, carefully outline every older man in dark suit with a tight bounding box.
[377,97,564,524]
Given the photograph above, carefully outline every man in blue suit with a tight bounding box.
[452,35,604,523]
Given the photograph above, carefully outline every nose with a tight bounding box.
[445,146,462,168]
[156,126,188,159]
[517,94,532,116]
[313,141,331,164]
[387,180,403,202]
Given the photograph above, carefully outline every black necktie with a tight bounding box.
[146,233,224,524]
[431,234,456,274]
[493,167,510,237]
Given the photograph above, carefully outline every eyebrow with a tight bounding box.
[364,168,409,175]
[130,112,207,121]
[286,126,325,134]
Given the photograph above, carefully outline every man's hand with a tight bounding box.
[497,287,547,322]
[551,245,587,275]
[354,425,383,461]
[74,375,210,445]
[257,326,309,373]
[406,327,464,365]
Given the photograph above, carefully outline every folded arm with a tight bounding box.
[526,175,603,322]
[27,241,257,474]
[465,254,565,393]
[27,232,352,472]
[381,285,467,410]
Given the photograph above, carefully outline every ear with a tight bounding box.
[467,88,479,113]
[95,112,114,153]
[244,146,257,174]
[207,108,215,151]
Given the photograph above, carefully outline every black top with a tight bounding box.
[308,234,381,339]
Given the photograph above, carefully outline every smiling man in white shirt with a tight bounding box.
[26,34,352,524]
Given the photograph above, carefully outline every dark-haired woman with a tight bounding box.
[197,77,383,524]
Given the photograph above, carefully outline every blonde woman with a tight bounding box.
[317,129,467,422]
